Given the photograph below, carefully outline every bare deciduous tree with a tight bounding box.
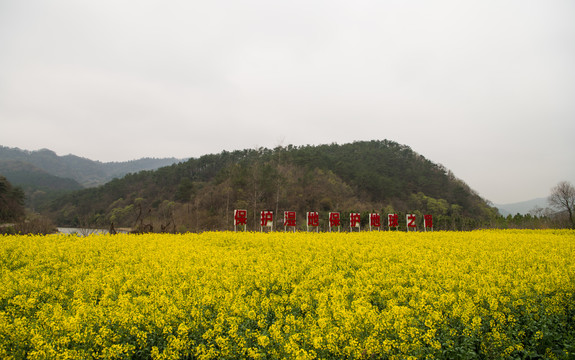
[548,181,575,229]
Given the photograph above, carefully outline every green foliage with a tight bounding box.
[0,176,25,222]
[494,213,552,229]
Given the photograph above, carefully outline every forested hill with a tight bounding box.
[47,140,498,231]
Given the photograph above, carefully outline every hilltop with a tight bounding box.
[45,140,498,231]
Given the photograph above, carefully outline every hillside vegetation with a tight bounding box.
[0,176,25,223]
[47,140,497,231]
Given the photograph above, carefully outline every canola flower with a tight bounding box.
[1,230,574,359]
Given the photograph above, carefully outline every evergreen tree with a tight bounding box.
[0,176,25,222]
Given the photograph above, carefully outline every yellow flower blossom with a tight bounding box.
[0,230,573,359]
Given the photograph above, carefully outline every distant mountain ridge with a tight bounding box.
[0,160,83,191]
[0,145,184,187]
[495,197,549,217]
[0,145,185,209]
[0,160,84,210]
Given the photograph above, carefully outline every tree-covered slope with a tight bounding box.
[46,140,497,231]
[0,176,25,223]
[284,141,485,216]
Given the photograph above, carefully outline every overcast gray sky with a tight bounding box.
[1,0,574,204]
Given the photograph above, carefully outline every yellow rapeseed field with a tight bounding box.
[1,230,574,359]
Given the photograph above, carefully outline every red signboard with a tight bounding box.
[260,211,273,230]
[388,213,399,228]
[284,211,296,227]
[406,214,416,230]
[234,209,247,226]
[369,213,381,229]
[424,214,433,231]
[350,213,361,229]
[329,212,340,229]
[307,212,319,227]
[234,209,248,231]
[307,211,319,231]
[236,209,431,232]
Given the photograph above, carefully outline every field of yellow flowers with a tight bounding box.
[1,230,574,359]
